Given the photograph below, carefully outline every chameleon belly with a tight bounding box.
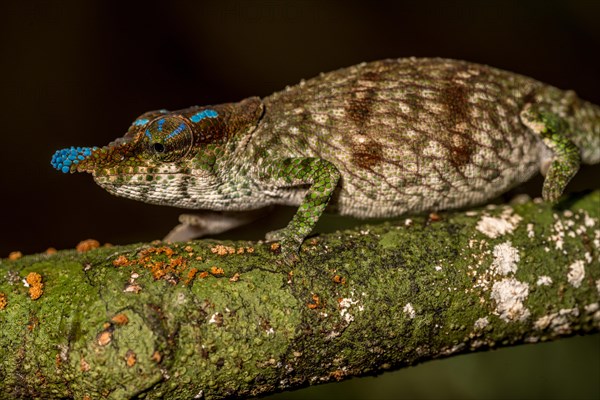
[250,58,548,217]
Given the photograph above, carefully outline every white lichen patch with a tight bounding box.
[536,276,553,286]
[403,303,416,319]
[339,297,361,324]
[313,113,328,124]
[208,313,222,324]
[546,210,599,254]
[476,207,522,238]
[491,278,530,322]
[567,260,585,288]
[583,211,596,228]
[491,241,520,275]
[550,214,566,251]
[527,223,535,238]
[534,308,579,334]
[440,343,466,356]
[473,317,489,330]
[585,303,599,314]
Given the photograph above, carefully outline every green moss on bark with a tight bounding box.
[1,192,599,399]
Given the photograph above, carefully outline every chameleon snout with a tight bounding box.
[51,146,98,174]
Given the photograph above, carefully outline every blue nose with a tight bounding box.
[51,146,96,173]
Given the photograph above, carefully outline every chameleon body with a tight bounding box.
[51,58,600,259]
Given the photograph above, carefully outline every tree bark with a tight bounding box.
[1,191,599,399]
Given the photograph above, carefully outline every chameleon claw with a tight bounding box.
[274,250,301,268]
[266,230,303,268]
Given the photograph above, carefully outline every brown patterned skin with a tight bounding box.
[53,58,600,259]
[249,58,599,218]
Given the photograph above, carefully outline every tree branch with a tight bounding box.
[1,191,599,399]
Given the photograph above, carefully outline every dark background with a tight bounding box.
[1,1,599,399]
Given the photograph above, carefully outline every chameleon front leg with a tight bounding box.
[164,208,271,243]
[262,157,341,261]
[520,104,581,202]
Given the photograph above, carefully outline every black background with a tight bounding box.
[1,1,599,399]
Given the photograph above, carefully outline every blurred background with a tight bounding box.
[1,1,598,398]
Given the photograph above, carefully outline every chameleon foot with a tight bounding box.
[520,104,581,203]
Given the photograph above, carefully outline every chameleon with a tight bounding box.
[51,58,600,262]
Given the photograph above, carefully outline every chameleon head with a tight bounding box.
[51,97,263,208]
[50,111,223,208]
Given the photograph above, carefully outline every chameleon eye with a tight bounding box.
[152,143,165,153]
[145,116,194,162]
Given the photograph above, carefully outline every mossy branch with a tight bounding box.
[1,191,599,399]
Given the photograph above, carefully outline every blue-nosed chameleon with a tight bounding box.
[51,58,600,262]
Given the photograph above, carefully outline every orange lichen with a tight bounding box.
[111,313,129,326]
[45,247,57,255]
[76,239,100,253]
[151,350,162,364]
[210,266,224,276]
[307,294,322,309]
[139,246,175,258]
[125,350,137,367]
[27,316,39,331]
[25,272,44,300]
[184,268,199,285]
[8,251,22,261]
[429,212,442,222]
[110,244,238,288]
[246,247,255,253]
[0,293,7,310]
[332,275,346,284]
[150,261,167,280]
[97,330,112,346]
[80,357,91,372]
[169,256,185,268]
[112,255,132,267]
[211,244,236,255]
[330,369,346,381]
[270,243,281,252]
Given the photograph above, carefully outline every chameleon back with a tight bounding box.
[249,58,584,217]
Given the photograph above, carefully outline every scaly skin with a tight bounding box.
[51,58,600,261]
